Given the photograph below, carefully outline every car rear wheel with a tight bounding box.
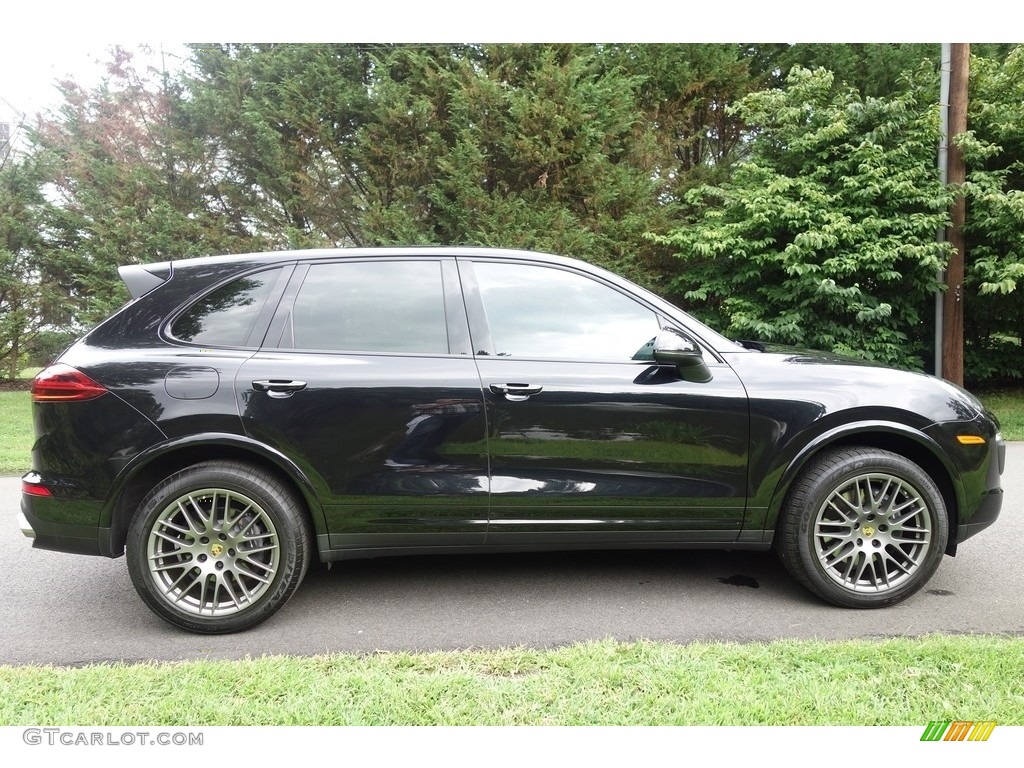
[126,461,312,633]
[776,447,948,608]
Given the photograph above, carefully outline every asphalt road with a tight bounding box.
[3,446,1021,666]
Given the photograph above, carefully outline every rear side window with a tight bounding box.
[172,268,282,347]
[288,261,449,354]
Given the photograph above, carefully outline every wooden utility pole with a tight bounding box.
[942,43,969,385]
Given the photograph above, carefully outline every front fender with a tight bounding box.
[748,420,963,541]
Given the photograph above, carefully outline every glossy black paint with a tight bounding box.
[476,357,749,540]
[238,352,490,547]
[21,247,1003,566]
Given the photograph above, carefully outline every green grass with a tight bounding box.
[1,637,1022,726]
[978,388,1024,441]
[0,391,32,474]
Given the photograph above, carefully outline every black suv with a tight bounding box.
[19,248,1004,633]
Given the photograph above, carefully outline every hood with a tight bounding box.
[733,340,894,369]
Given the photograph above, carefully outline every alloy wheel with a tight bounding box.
[146,487,280,616]
[813,472,932,593]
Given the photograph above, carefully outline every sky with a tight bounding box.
[0,44,188,127]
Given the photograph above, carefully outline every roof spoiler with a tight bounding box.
[118,262,173,299]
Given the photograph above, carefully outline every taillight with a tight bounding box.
[31,364,108,402]
[22,479,52,497]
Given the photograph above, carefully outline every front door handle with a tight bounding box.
[252,379,307,394]
[490,383,543,402]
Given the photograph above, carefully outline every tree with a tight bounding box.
[651,67,954,369]
[604,44,766,197]
[357,44,673,284]
[187,44,676,286]
[0,155,56,378]
[959,46,1024,383]
[33,47,262,325]
[17,42,1024,387]
[186,43,375,248]
[768,44,937,98]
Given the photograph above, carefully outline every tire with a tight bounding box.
[126,461,313,633]
[775,447,948,608]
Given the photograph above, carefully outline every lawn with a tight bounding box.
[978,388,1024,440]
[0,391,32,474]
[1,636,1022,726]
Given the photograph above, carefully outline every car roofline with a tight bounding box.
[119,247,585,299]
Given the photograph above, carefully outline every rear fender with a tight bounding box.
[99,433,329,555]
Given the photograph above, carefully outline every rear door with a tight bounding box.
[461,257,749,546]
[237,257,489,551]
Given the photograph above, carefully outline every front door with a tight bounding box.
[460,258,749,546]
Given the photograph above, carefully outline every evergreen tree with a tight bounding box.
[652,67,953,369]
[32,47,263,324]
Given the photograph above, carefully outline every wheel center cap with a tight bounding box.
[210,543,225,557]
[862,525,876,538]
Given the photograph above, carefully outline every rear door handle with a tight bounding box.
[252,379,307,394]
[490,383,543,401]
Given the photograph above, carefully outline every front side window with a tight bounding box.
[472,262,660,360]
[289,260,449,354]
[172,268,282,347]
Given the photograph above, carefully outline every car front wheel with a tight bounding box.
[126,461,313,633]
[776,447,948,608]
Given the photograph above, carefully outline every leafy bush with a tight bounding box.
[652,67,953,370]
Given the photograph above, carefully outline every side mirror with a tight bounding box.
[653,327,713,383]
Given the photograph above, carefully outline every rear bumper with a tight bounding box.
[18,509,35,539]
[20,488,115,557]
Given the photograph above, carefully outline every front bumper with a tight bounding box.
[922,418,1004,549]
[961,428,1003,547]
[956,431,1005,544]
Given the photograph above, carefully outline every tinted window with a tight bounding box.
[172,268,281,346]
[473,262,660,359]
[290,261,449,354]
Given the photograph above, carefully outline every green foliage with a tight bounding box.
[186,43,375,248]
[354,44,673,285]
[959,48,1024,384]
[23,330,75,368]
[0,155,64,379]
[7,43,1024,385]
[653,67,953,369]
[768,44,938,98]
[32,47,265,326]
[604,44,766,196]
[183,44,677,286]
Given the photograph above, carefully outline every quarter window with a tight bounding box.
[473,262,660,360]
[172,268,282,347]
[289,261,449,354]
